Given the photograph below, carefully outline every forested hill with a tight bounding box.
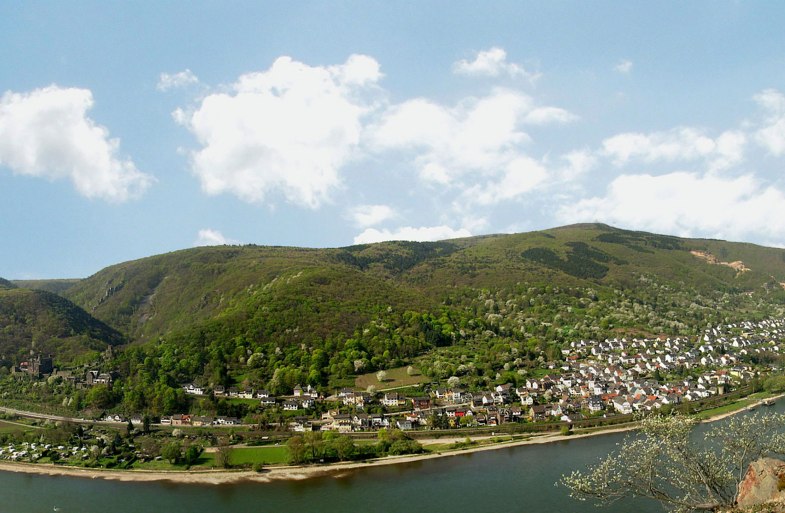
[0,287,124,365]
[6,223,785,406]
[0,278,17,290]
[11,279,80,295]
[64,223,785,345]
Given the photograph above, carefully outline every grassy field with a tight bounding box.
[692,391,777,420]
[355,366,428,391]
[228,445,289,466]
[0,419,41,434]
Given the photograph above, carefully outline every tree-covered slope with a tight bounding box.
[63,245,439,343]
[14,224,785,415]
[63,224,785,349]
[0,278,17,290]
[402,224,785,295]
[12,279,80,295]
[0,287,124,365]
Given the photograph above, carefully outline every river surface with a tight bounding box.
[4,400,784,513]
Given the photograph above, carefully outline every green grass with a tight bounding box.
[0,419,40,433]
[693,401,752,420]
[228,445,289,466]
[692,392,777,420]
[355,366,428,391]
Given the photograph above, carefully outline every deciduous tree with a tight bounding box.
[561,412,785,512]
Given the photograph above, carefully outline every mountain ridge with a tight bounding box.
[53,224,785,347]
[4,223,785,412]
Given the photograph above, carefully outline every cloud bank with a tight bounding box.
[195,228,235,246]
[157,69,200,91]
[453,47,538,81]
[354,225,471,244]
[0,85,152,202]
[177,54,382,208]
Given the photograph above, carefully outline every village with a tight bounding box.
[0,319,784,467]
[161,318,785,434]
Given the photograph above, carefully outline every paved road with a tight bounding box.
[0,407,108,425]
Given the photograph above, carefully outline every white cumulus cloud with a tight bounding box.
[558,172,785,243]
[354,225,471,244]
[453,47,538,81]
[349,204,396,228]
[157,69,200,91]
[0,85,152,202]
[523,106,578,125]
[177,54,382,208]
[754,89,785,156]
[460,156,549,207]
[601,127,746,172]
[559,150,597,181]
[195,228,235,246]
[615,59,633,74]
[370,89,574,188]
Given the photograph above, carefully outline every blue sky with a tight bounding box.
[3,2,785,278]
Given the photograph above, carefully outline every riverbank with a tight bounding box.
[0,393,782,484]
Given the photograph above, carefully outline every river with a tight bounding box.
[4,400,784,513]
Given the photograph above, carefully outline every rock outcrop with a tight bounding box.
[690,250,751,274]
[736,458,785,509]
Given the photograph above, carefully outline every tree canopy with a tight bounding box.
[561,412,785,512]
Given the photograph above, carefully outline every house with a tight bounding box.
[326,414,353,433]
[338,388,354,398]
[411,397,431,410]
[529,405,549,421]
[519,394,535,406]
[612,396,633,415]
[587,396,605,413]
[283,400,300,411]
[291,418,313,432]
[382,393,405,407]
[396,419,414,430]
[447,388,466,403]
[86,370,114,387]
[191,416,214,427]
[471,393,495,408]
[342,392,372,408]
[171,414,191,426]
[370,414,388,429]
[352,413,370,430]
[182,384,205,396]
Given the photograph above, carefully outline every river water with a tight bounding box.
[4,401,783,513]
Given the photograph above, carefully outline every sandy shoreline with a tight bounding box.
[0,393,781,485]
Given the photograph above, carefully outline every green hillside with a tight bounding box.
[0,278,17,290]
[12,279,80,295]
[3,224,781,415]
[0,287,124,365]
[63,245,438,344]
[60,224,785,353]
[42,224,784,405]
